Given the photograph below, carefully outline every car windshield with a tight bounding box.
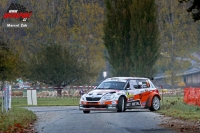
[96,81,126,90]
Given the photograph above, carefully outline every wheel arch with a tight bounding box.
[145,93,161,108]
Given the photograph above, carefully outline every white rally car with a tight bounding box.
[79,77,161,113]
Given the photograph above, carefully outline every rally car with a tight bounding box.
[79,77,161,113]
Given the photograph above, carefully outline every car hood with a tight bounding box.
[87,89,119,95]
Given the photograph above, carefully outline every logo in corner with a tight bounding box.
[3,3,32,22]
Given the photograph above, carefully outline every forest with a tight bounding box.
[0,0,200,88]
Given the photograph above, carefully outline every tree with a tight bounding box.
[69,0,106,84]
[156,0,199,89]
[0,41,24,83]
[0,0,106,85]
[103,0,159,78]
[27,43,90,87]
[178,0,200,22]
[129,0,160,78]
[103,0,133,76]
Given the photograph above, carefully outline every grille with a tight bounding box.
[86,97,101,101]
[83,105,107,108]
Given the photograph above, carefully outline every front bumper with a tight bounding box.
[79,104,117,110]
[79,100,118,111]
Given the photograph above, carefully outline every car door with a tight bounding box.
[131,79,146,99]
[137,79,152,106]
[126,79,143,106]
[126,80,137,100]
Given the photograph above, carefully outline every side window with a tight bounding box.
[137,79,150,88]
[129,80,138,89]
[145,80,151,88]
[148,80,155,88]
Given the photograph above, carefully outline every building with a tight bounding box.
[153,68,200,88]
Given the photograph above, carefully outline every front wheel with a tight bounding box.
[117,97,125,112]
[149,96,160,111]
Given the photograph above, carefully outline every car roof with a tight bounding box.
[103,77,149,83]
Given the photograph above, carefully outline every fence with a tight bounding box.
[1,86,192,100]
[158,88,184,96]
[9,86,96,98]
[184,87,200,106]
[7,87,185,98]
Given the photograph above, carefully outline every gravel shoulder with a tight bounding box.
[159,116,200,133]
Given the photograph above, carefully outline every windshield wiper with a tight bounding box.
[106,88,116,89]
[96,88,104,89]
[96,88,117,89]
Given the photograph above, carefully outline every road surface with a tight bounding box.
[26,106,175,133]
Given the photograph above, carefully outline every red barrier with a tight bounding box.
[196,89,200,106]
[183,88,189,103]
[184,87,200,106]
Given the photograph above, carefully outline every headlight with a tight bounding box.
[81,97,85,101]
[102,94,115,100]
[81,94,86,101]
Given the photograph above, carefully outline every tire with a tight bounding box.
[83,110,90,113]
[117,97,125,112]
[149,96,160,111]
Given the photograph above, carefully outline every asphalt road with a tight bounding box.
[26,106,175,133]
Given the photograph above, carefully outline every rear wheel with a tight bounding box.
[149,96,160,111]
[83,110,90,113]
[117,97,125,112]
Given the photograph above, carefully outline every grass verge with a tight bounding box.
[10,97,80,107]
[0,107,36,132]
[0,97,80,132]
[158,96,200,121]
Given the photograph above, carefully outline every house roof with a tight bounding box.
[154,68,200,80]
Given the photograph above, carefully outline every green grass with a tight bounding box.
[0,107,36,132]
[9,97,80,107]
[158,96,200,121]
[0,97,80,132]
[37,97,80,106]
